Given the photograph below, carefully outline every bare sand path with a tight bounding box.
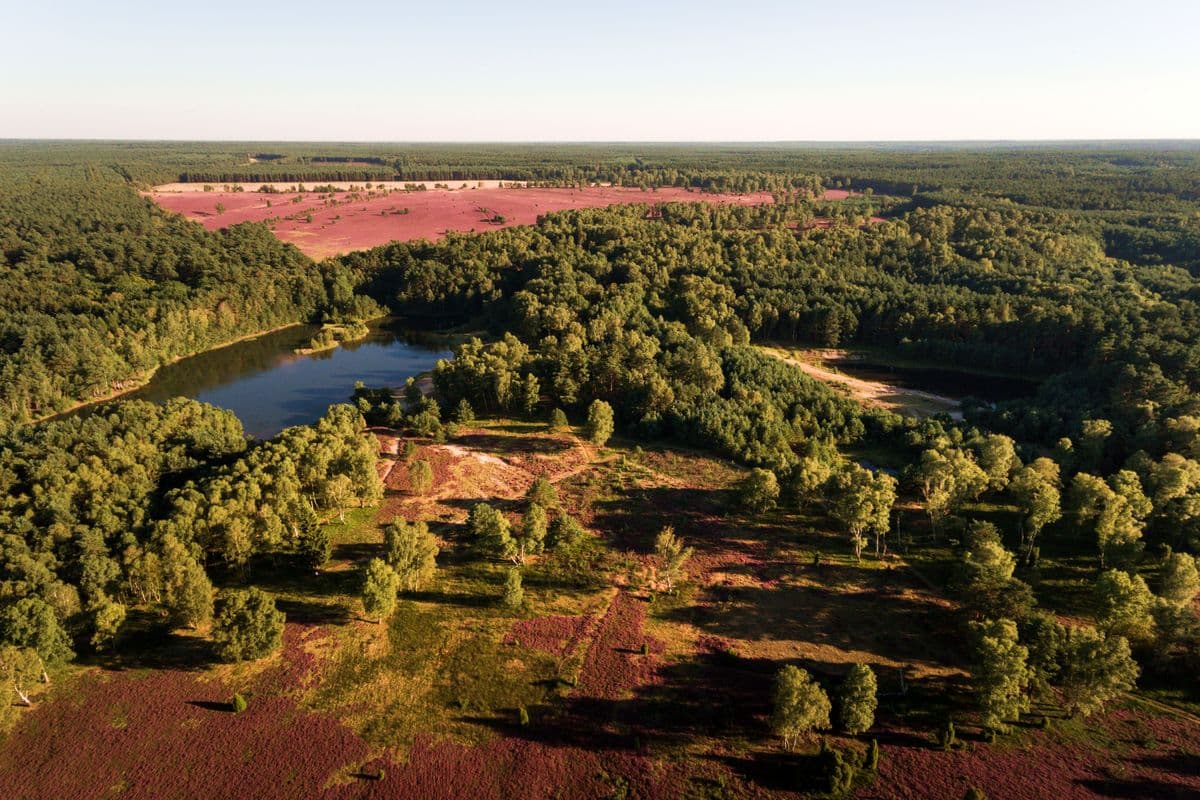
[760,345,964,420]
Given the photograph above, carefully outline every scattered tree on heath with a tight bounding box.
[1159,551,1200,607]
[585,399,614,445]
[526,476,560,509]
[212,588,285,662]
[654,526,693,592]
[739,468,780,513]
[838,663,878,734]
[407,459,434,496]
[1094,569,1156,644]
[517,504,549,563]
[361,558,399,623]
[383,519,439,591]
[829,464,897,558]
[470,502,516,561]
[1058,626,1139,717]
[970,618,1031,731]
[771,665,831,750]
[503,568,524,609]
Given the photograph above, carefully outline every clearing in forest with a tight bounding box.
[148,184,775,259]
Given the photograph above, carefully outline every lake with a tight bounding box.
[121,319,451,438]
[824,357,1041,402]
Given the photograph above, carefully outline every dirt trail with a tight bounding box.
[761,346,963,420]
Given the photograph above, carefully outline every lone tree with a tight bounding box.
[829,464,897,559]
[738,468,780,513]
[407,460,434,496]
[654,526,693,592]
[585,399,614,446]
[469,502,516,561]
[976,434,1019,492]
[1058,626,1139,717]
[212,588,285,662]
[771,665,831,750]
[383,519,439,592]
[970,618,1030,731]
[362,558,400,623]
[503,568,524,609]
[548,513,587,552]
[913,448,988,534]
[454,398,475,424]
[89,599,125,651]
[517,504,549,563]
[526,476,559,509]
[838,663,878,734]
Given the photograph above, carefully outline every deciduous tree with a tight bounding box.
[771,665,831,750]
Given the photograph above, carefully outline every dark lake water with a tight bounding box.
[122,319,451,438]
[826,358,1041,402]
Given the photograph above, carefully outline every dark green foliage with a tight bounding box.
[937,719,957,751]
[0,166,342,429]
[738,468,780,513]
[469,503,515,561]
[964,789,988,800]
[0,597,74,665]
[585,400,614,446]
[231,693,248,713]
[503,568,524,609]
[865,738,879,771]
[525,477,559,510]
[818,738,857,795]
[383,519,439,591]
[297,513,332,569]
[454,398,475,424]
[212,588,285,662]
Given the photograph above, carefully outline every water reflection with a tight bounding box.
[123,319,450,438]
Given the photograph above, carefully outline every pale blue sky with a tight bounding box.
[2,0,1197,140]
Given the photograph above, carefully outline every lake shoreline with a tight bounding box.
[34,320,308,425]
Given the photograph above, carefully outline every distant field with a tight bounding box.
[148,185,775,258]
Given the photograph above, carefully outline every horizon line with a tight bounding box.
[2,137,1199,147]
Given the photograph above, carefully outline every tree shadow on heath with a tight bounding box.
[97,611,216,672]
[273,597,351,625]
[187,700,234,713]
[659,581,965,674]
[453,433,570,456]
[1135,752,1200,779]
[589,486,740,553]
[225,556,363,599]
[405,589,496,609]
[1076,776,1198,799]
[472,647,779,754]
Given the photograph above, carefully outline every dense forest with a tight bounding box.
[0,161,381,429]
[341,199,1200,464]
[2,141,1199,797]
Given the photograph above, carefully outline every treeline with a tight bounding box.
[176,164,824,195]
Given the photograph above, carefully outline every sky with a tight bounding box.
[2,0,1198,141]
